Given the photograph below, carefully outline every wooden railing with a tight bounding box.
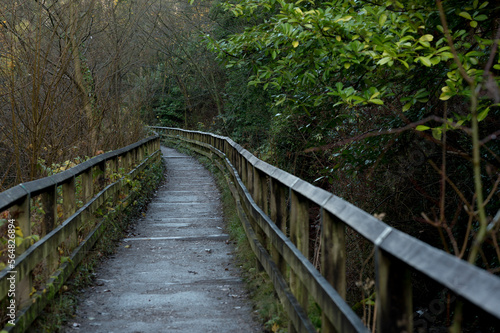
[154,126,500,333]
[0,135,161,332]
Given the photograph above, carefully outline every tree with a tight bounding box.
[0,0,155,188]
[206,1,499,327]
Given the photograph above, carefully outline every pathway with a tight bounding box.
[64,147,261,332]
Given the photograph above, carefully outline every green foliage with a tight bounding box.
[205,0,500,286]
[210,0,498,118]
[214,67,273,147]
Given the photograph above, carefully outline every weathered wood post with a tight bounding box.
[375,248,413,333]
[42,185,59,273]
[251,166,266,272]
[241,156,248,187]
[96,161,106,192]
[321,208,346,333]
[138,145,143,163]
[41,186,57,236]
[122,153,131,196]
[270,179,287,276]
[289,188,309,328]
[63,177,78,251]
[81,167,94,229]
[246,162,254,195]
[10,195,31,308]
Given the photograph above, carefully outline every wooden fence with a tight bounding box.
[0,135,161,332]
[154,126,500,333]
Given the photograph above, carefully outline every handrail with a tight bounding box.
[0,136,157,212]
[0,135,161,332]
[153,126,500,333]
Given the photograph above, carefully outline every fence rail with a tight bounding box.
[0,135,161,332]
[154,126,500,333]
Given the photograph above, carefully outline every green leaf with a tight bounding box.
[419,34,434,42]
[369,99,384,105]
[470,20,478,28]
[379,14,387,26]
[479,1,489,9]
[398,59,409,69]
[430,57,441,65]
[417,56,432,67]
[439,52,454,60]
[403,102,412,112]
[477,108,490,121]
[415,125,430,131]
[377,57,392,65]
[432,128,442,140]
[474,14,487,21]
[440,88,453,101]
[459,11,472,20]
[60,256,71,264]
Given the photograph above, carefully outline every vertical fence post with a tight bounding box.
[42,185,58,272]
[247,162,254,195]
[10,195,31,308]
[138,145,143,163]
[41,186,57,236]
[63,177,78,249]
[251,167,266,272]
[270,179,287,276]
[82,168,93,204]
[122,153,130,196]
[96,161,106,192]
[321,209,346,333]
[81,167,94,228]
[253,168,264,210]
[376,248,413,333]
[241,156,247,186]
[290,189,309,327]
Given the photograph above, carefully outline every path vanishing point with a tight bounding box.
[64,147,262,333]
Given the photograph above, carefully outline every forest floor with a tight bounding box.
[63,146,262,332]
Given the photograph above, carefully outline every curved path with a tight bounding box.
[64,147,261,332]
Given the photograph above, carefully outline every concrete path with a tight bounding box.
[64,147,261,332]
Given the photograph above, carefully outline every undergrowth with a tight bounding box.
[29,160,165,332]
[165,140,289,333]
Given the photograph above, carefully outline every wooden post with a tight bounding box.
[81,168,94,227]
[290,189,309,315]
[63,177,78,249]
[126,152,132,172]
[376,248,413,333]
[321,209,346,333]
[250,167,266,272]
[42,186,59,273]
[241,157,247,187]
[82,168,93,204]
[10,195,32,308]
[41,186,57,236]
[137,146,143,163]
[253,168,264,210]
[96,161,106,192]
[247,163,254,195]
[122,153,130,196]
[270,179,287,276]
